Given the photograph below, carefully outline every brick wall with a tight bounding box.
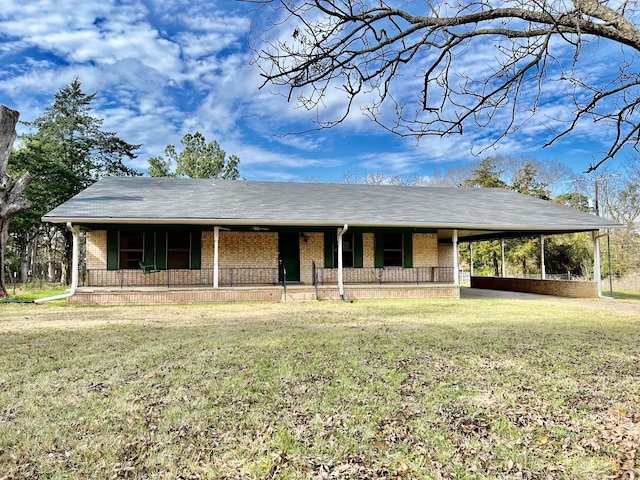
[470,276,599,298]
[86,230,107,269]
[363,233,375,267]
[438,243,454,268]
[413,233,438,267]
[217,231,278,268]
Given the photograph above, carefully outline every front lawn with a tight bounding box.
[0,298,638,478]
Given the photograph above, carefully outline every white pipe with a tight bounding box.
[540,235,546,280]
[452,229,459,285]
[213,226,219,288]
[35,223,80,303]
[337,224,348,298]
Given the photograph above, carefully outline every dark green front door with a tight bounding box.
[278,232,300,282]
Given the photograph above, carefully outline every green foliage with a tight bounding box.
[511,162,551,200]
[20,79,140,193]
[8,79,141,283]
[554,192,591,212]
[147,132,240,179]
[460,158,508,188]
[146,155,173,177]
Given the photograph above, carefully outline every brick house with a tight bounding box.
[42,177,620,304]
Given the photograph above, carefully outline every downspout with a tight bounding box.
[34,222,80,303]
[337,224,350,301]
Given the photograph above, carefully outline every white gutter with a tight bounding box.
[337,224,348,300]
[41,216,621,231]
[34,223,80,303]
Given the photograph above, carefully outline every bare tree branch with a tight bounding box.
[250,0,640,171]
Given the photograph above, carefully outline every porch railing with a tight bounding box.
[314,266,455,285]
[86,268,280,288]
[85,265,454,288]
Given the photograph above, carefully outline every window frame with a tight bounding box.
[166,231,192,270]
[119,231,145,269]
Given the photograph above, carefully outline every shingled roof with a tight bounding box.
[43,177,621,241]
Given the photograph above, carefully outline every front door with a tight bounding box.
[278,232,300,282]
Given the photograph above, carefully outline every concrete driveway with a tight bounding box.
[460,286,553,300]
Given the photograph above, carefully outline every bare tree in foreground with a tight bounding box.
[252,0,640,172]
[0,106,32,296]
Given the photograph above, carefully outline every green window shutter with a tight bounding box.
[191,231,202,270]
[374,233,384,268]
[403,233,413,268]
[156,231,167,270]
[144,231,155,265]
[353,232,363,268]
[324,232,335,268]
[106,230,119,270]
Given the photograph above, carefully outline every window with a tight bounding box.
[167,231,191,269]
[383,233,403,267]
[333,233,354,268]
[119,231,144,269]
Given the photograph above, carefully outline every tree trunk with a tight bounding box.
[0,105,32,296]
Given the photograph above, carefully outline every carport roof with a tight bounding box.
[42,177,621,241]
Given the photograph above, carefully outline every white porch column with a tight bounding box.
[452,229,459,285]
[501,239,506,278]
[593,230,602,296]
[540,235,546,280]
[213,226,219,288]
[469,243,474,277]
[337,225,348,297]
[70,224,80,292]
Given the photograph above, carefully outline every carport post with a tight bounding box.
[453,229,459,285]
[70,223,80,292]
[469,243,474,277]
[593,230,602,296]
[540,235,546,280]
[213,226,219,288]
[500,239,506,278]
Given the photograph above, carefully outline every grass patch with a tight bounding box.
[1,283,68,303]
[613,291,640,301]
[0,298,638,478]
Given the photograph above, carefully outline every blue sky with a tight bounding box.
[0,0,629,185]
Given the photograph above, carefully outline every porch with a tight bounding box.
[72,265,459,305]
[69,283,460,305]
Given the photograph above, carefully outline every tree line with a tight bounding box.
[2,80,240,295]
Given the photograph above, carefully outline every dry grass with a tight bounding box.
[0,296,638,479]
